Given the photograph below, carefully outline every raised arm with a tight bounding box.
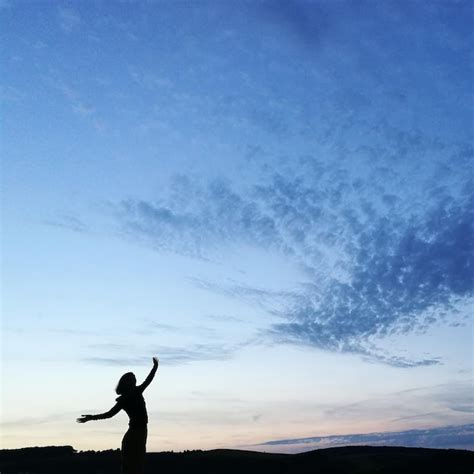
[138,357,159,393]
[77,403,121,423]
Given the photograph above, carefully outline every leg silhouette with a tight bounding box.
[121,426,147,474]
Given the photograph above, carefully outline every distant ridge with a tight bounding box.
[1,445,473,473]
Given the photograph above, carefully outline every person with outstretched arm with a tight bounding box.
[77,357,159,474]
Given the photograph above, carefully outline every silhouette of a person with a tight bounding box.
[77,357,159,474]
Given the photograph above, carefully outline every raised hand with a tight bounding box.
[76,414,93,423]
[153,357,159,367]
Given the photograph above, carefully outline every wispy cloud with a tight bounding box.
[129,66,172,90]
[43,214,88,233]
[45,76,106,132]
[58,7,81,33]
[205,314,245,323]
[0,85,24,103]
[252,423,474,452]
[0,412,75,429]
[322,382,474,426]
[189,277,295,315]
[85,341,249,366]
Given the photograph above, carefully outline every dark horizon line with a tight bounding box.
[1,444,473,455]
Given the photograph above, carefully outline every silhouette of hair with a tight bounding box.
[116,372,136,395]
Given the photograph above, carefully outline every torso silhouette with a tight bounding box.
[116,388,148,428]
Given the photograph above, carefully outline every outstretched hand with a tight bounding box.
[76,415,93,423]
[153,356,159,367]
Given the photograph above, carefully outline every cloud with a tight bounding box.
[58,7,81,33]
[43,214,88,233]
[45,76,106,132]
[269,192,473,366]
[117,177,282,260]
[0,413,74,429]
[189,277,295,314]
[0,85,24,103]
[257,0,332,50]
[114,137,472,366]
[85,342,248,366]
[84,356,149,366]
[92,1,473,367]
[204,314,245,323]
[129,66,172,90]
[253,423,474,451]
[322,381,474,427]
[154,341,246,365]
[146,322,181,332]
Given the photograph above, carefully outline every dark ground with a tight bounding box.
[0,445,472,473]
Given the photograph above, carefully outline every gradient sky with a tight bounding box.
[1,0,473,453]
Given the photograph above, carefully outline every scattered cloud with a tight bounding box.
[114,135,473,366]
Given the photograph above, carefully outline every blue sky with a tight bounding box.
[1,0,473,452]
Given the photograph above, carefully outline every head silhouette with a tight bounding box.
[116,372,136,395]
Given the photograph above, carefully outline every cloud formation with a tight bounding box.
[115,131,472,366]
[46,0,470,368]
[269,191,473,366]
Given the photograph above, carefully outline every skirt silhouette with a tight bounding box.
[121,426,148,474]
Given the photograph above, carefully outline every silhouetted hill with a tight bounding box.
[0,445,472,473]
